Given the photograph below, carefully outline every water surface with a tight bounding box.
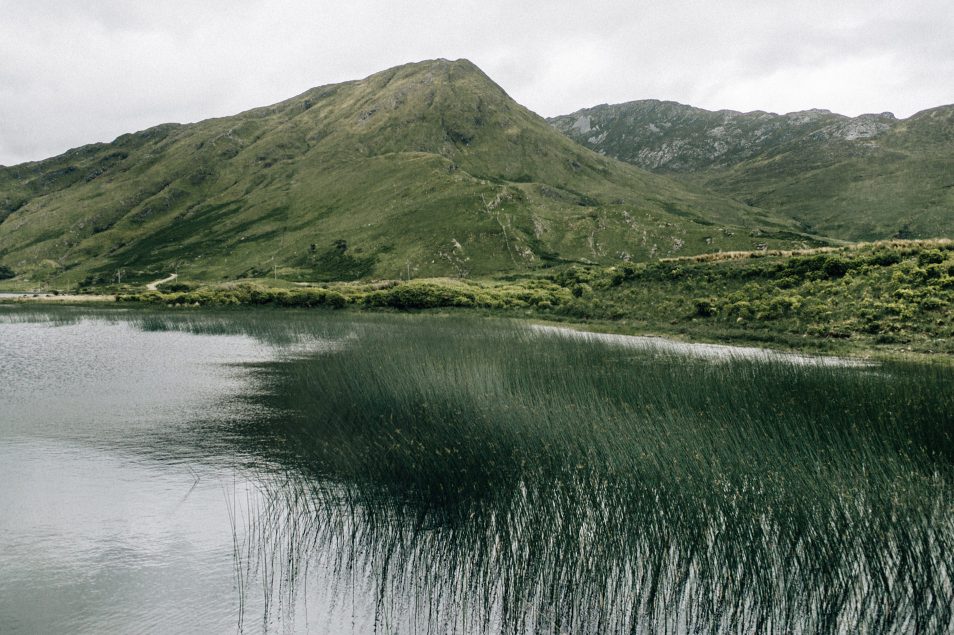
[0,316,358,633]
[1,309,950,633]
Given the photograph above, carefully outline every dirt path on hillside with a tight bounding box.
[146,273,178,291]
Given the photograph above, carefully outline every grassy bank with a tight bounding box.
[107,239,954,356]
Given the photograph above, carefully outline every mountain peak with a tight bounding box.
[360,57,485,84]
[2,59,801,285]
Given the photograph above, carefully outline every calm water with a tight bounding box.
[1,308,951,633]
[0,314,371,633]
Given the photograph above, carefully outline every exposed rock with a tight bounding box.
[571,115,592,134]
[549,100,904,172]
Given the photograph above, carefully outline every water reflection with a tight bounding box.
[0,316,325,633]
[0,438,255,633]
[530,324,874,366]
[1,310,951,634]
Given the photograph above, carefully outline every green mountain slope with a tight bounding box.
[0,60,817,286]
[550,101,954,241]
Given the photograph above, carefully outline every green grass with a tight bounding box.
[550,100,954,242]
[565,239,954,355]
[0,60,820,288]
[108,239,954,357]
[108,309,952,633]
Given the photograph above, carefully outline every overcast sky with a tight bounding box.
[2,0,952,166]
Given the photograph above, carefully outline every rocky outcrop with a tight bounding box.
[549,101,899,172]
[550,100,954,242]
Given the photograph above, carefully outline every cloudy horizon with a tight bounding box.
[2,0,952,166]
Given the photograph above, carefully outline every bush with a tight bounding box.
[570,283,592,298]
[554,266,596,287]
[866,251,902,267]
[0,264,14,280]
[366,283,478,310]
[917,249,945,266]
[273,288,348,308]
[821,257,850,279]
[777,254,854,281]
[772,294,801,317]
[726,300,754,320]
[694,298,717,318]
[609,264,638,286]
[157,281,196,293]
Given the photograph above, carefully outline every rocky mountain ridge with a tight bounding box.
[550,100,901,172]
[550,100,954,241]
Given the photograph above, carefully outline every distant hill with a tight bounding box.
[0,60,816,287]
[550,101,954,241]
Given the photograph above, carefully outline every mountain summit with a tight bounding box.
[0,60,811,285]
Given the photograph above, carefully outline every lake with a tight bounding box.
[1,306,951,633]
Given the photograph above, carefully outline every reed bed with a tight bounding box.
[201,313,952,634]
[9,308,952,632]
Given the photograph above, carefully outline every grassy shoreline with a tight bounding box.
[3,239,952,360]
[2,299,951,366]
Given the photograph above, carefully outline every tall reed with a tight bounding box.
[208,314,952,633]
[12,307,950,632]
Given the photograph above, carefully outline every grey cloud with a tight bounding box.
[1,0,952,165]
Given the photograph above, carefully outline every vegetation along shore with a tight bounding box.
[5,239,949,359]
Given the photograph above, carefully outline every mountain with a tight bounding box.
[550,101,954,241]
[0,60,817,286]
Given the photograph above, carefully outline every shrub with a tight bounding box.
[366,283,478,310]
[726,300,754,320]
[694,298,717,318]
[0,264,14,280]
[570,283,592,298]
[157,281,196,293]
[778,255,854,280]
[554,266,596,287]
[917,249,945,266]
[775,275,801,289]
[273,288,348,308]
[821,257,850,279]
[866,251,902,267]
[609,264,638,286]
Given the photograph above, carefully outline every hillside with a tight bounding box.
[550,101,954,241]
[0,60,817,287]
